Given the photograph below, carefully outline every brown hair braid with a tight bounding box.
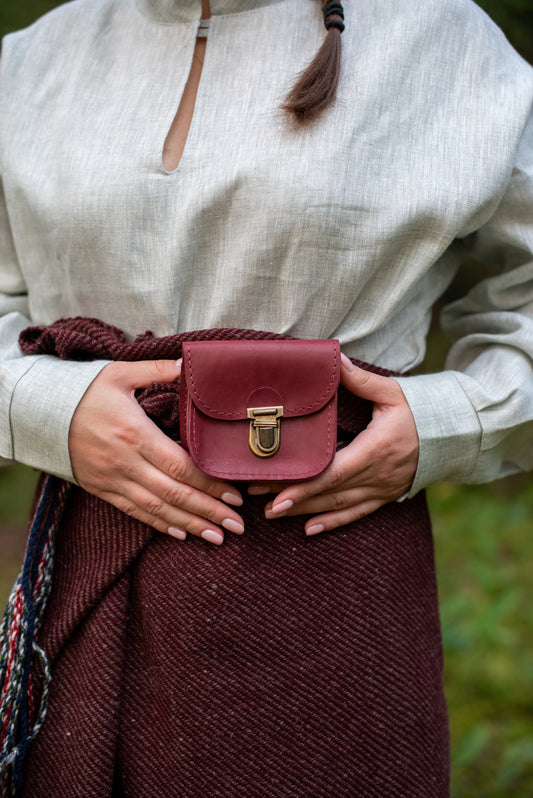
[282,1,345,124]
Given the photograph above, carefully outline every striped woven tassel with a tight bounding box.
[0,476,70,797]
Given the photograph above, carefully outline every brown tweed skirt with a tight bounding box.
[19,320,449,798]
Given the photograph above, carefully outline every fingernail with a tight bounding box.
[341,353,354,372]
[306,523,325,537]
[222,518,244,535]
[168,526,187,540]
[271,499,293,515]
[175,358,182,370]
[221,491,243,507]
[201,529,224,545]
[248,485,271,496]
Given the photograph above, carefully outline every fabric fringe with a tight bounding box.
[0,476,71,797]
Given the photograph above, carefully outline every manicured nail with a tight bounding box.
[341,353,354,372]
[221,491,243,507]
[248,485,271,496]
[306,523,325,537]
[271,499,293,515]
[222,518,244,534]
[168,526,187,540]
[201,529,224,545]
[175,358,182,370]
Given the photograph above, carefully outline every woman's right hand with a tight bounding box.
[68,360,244,545]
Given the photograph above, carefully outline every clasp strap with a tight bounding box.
[247,406,284,458]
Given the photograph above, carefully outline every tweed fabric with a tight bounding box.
[18,320,449,797]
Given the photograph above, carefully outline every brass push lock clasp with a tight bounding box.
[247,406,284,458]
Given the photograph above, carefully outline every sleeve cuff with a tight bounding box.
[392,370,483,496]
[9,355,110,482]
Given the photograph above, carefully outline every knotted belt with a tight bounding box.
[1,319,449,798]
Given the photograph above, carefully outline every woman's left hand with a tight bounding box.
[248,355,419,535]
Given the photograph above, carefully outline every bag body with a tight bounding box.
[179,339,341,481]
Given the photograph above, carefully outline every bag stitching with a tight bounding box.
[184,340,340,418]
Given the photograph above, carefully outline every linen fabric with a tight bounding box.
[18,320,449,798]
[0,0,532,495]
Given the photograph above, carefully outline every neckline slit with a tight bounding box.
[161,19,209,173]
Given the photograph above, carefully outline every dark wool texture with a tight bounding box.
[18,319,449,797]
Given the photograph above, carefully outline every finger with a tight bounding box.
[139,427,244,506]
[265,485,384,519]
[340,354,400,405]
[268,436,378,515]
[106,359,182,391]
[103,487,229,545]
[303,498,385,536]
[133,459,245,534]
[167,527,188,541]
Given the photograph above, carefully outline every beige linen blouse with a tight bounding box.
[1,0,533,495]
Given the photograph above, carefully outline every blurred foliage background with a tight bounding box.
[1,2,533,796]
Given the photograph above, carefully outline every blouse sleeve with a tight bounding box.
[395,106,533,495]
[0,177,109,481]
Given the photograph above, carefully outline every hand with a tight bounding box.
[68,360,244,545]
[249,355,419,535]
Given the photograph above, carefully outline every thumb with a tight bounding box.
[340,354,396,405]
[113,359,182,390]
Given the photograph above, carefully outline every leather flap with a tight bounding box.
[182,339,340,420]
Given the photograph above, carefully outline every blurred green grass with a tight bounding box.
[0,0,60,38]
[1,0,533,796]
[0,465,38,615]
[430,478,533,796]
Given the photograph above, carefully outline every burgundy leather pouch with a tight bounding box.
[179,339,341,481]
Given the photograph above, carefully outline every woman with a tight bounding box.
[0,0,532,795]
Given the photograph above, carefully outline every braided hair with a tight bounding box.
[282,1,345,124]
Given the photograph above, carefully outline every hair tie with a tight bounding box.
[323,1,345,33]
